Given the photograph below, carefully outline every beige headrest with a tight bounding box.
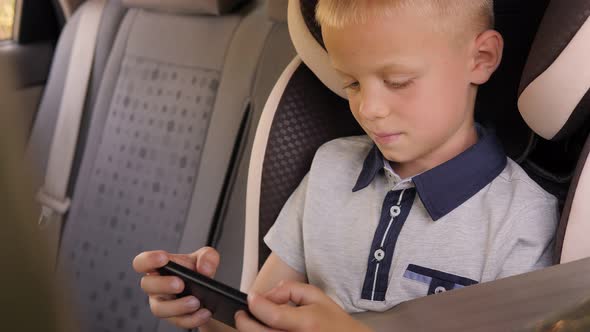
[123,0,249,15]
[287,0,347,99]
[268,0,288,23]
[518,1,590,140]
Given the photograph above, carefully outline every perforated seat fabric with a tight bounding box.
[57,10,226,332]
[256,62,360,269]
[27,1,285,331]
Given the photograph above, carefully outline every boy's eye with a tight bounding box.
[343,81,360,91]
[385,80,412,89]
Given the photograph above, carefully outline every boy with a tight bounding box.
[133,1,558,331]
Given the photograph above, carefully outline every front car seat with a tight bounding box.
[28,0,284,331]
[212,0,297,288]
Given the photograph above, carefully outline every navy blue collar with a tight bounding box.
[352,126,507,221]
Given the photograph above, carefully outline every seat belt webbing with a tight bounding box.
[36,0,107,268]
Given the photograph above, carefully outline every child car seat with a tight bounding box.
[240,0,559,290]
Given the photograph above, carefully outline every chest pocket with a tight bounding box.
[403,264,478,295]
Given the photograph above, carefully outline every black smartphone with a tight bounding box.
[157,261,253,328]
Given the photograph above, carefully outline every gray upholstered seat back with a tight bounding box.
[213,0,297,288]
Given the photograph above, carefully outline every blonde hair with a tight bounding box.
[316,0,494,37]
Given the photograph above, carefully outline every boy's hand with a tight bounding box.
[132,247,220,329]
[235,280,372,332]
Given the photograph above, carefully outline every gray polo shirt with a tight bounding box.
[264,127,558,313]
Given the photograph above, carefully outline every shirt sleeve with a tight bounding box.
[263,173,309,275]
[494,196,559,279]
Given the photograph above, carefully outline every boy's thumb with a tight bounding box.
[247,292,300,330]
[193,247,220,277]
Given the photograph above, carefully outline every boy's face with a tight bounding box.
[323,9,480,169]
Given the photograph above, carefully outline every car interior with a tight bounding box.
[0,0,589,331]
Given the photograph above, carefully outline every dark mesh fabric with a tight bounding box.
[522,120,590,206]
[553,95,590,142]
[259,64,361,267]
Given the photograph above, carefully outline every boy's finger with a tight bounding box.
[168,253,199,270]
[234,310,283,332]
[149,295,201,318]
[264,280,326,306]
[168,308,212,329]
[262,287,290,305]
[140,275,184,295]
[247,292,300,331]
[133,250,169,273]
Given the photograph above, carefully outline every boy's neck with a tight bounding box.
[392,122,478,179]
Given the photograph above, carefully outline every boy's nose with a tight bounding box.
[359,91,390,120]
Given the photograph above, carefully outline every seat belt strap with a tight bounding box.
[37,0,107,268]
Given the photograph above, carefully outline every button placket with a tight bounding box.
[372,199,404,264]
[362,188,416,301]
[373,192,405,261]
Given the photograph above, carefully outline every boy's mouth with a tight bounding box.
[372,132,403,144]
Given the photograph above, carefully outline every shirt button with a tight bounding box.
[374,249,385,261]
[390,206,401,217]
[435,286,447,294]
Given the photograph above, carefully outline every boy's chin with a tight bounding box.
[378,147,414,164]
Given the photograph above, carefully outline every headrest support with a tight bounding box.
[58,0,84,18]
[518,0,590,141]
[268,0,288,23]
[123,0,249,15]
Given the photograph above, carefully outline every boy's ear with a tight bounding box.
[469,30,504,85]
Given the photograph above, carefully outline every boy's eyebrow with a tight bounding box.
[331,61,420,76]
[381,62,420,72]
[330,64,351,75]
